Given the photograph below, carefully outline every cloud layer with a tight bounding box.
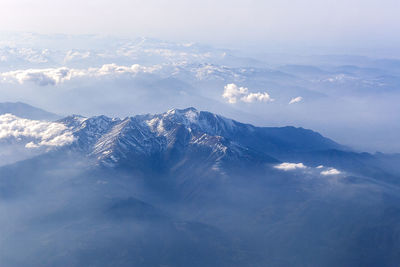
[222,83,273,104]
[274,162,343,176]
[0,114,74,148]
[0,64,161,86]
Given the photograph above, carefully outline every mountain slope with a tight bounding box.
[0,107,400,266]
[0,101,61,120]
[1,137,400,267]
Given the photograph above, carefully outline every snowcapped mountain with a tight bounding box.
[56,107,342,171]
[2,104,398,182]
[1,105,400,267]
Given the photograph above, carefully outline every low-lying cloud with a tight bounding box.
[0,114,74,148]
[289,96,303,104]
[241,92,273,103]
[222,83,273,104]
[321,168,341,176]
[275,162,343,176]
[274,162,306,171]
[0,64,161,86]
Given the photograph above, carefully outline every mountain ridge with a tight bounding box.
[1,103,397,182]
[58,107,343,169]
[0,101,61,120]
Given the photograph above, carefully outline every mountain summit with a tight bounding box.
[59,107,342,169]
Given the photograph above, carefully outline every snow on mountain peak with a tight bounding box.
[0,107,341,168]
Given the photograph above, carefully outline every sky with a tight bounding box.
[1,0,400,55]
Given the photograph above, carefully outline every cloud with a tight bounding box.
[241,92,273,103]
[0,67,72,86]
[222,83,249,104]
[222,83,273,104]
[321,168,341,176]
[0,114,74,148]
[0,64,161,86]
[274,162,307,171]
[64,50,91,62]
[0,47,50,64]
[289,96,303,104]
[275,163,343,177]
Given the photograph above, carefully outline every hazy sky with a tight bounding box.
[1,0,400,54]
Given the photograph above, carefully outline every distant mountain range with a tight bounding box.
[0,101,60,120]
[1,34,400,153]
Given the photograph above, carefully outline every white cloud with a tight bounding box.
[274,162,307,171]
[0,114,74,148]
[1,67,72,86]
[222,83,248,104]
[321,168,341,176]
[222,83,273,104]
[289,96,303,104]
[274,162,343,177]
[241,92,273,103]
[0,64,162,86]
[64,50,91,62]
[0,47,50,64]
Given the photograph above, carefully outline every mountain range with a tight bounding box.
[1,34,400,153]
[0,103,400,267]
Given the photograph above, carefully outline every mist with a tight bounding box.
[1,145,400,266]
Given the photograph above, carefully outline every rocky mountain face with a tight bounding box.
[59,107,342,170]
